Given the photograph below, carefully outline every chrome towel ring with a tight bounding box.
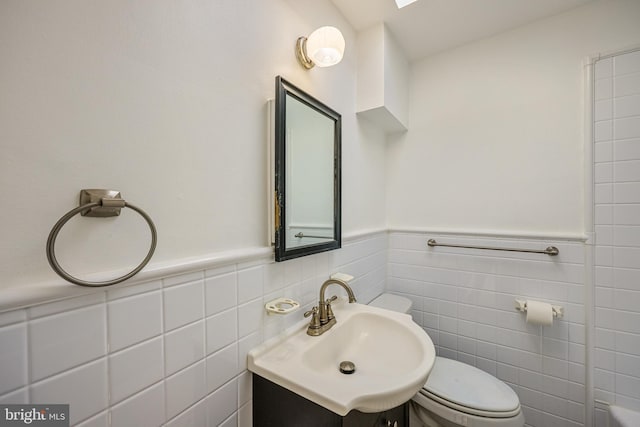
[46,189,157,287]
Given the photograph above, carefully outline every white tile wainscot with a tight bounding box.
[594,48,640,419]
[387,231,586,427]
[0,230,387,426]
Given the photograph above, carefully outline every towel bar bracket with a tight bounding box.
[80,189,124,217]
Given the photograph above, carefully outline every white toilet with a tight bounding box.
[369,294,525,427]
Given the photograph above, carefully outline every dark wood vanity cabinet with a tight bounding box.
[253,374,408,427]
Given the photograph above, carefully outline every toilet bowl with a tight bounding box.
[369,294,525,427]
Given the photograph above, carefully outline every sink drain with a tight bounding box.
[339,360,356,375]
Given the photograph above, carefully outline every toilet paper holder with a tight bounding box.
[514,299,564,319]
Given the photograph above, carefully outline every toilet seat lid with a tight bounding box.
[423,357,520,414]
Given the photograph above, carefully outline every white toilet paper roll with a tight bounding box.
[526,300,554,326]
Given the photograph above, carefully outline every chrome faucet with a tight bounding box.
[304,278,357,336]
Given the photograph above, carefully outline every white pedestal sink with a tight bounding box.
[248,300,436,416]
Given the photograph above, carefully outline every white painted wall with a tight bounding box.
[356,23,409,133]
[383,27,409,129]
[0,0,388,292]
[356,25,385,113]
[386,0,640,236]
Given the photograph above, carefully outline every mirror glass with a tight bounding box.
[274,76,341,261]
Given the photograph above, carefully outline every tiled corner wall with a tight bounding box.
[387,232,586,427]
[0,231,387,426]
[593,48,640,422]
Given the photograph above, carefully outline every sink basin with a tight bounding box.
[247,300,435,416]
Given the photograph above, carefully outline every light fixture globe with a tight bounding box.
[296,26,345,69]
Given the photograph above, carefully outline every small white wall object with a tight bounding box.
[330,272,354,282]
[265,298,300,315]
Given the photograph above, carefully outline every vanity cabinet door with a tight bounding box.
[253,374,408,427]
[380,403,408,427]
[253,374,341,426]
[342,402,408,427]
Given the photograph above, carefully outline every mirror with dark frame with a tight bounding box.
[273,76,341,262]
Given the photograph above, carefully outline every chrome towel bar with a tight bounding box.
[427,239,559,256]
[46,189,157,287]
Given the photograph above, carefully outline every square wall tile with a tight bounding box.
[110,382,165,427]
[614,160,640,182]
[237,267,263,304]
[108,290,162,352]
[165,321,205,376]
[595,162,613,183]
[0,323,27,395]
[219,413,238,427]
[238,298,263,338]
[614,247,640,269]
[595,77,612,100]
[595,99,613,121]
[595,57,613,80]
[616,373,640,400]
[615,50,640,75]
[616,352,640,378]
[164,280,204,332]
[0,310,26,328]
[205,379,238,427]
[614,268,640,291]
[31,359,108,425]
[205,273,237,316]
[595,120,612,142]
[614,289,640,313]
[164,398,207,427]
[30,305,107,381]
[615,94,640,119]
[206,308,237,355]
[74,412,109,427]
[206,344,238,392]
[595,141,613,163]
[615,138,640,162]
[595,184,613,205]
[614,203,640,225]
[615,73,640,97]
[109,337,163,404]
[0,388,28,404]
[165,360,207,420]
[615,117,640,140]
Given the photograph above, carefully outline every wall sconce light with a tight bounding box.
[295,26,345,69]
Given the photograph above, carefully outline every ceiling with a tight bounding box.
[331,0,595,61]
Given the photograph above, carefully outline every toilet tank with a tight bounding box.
[369,293,412,314]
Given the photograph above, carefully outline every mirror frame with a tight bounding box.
[274,76,341,262]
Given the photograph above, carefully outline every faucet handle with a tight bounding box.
[304,306,318,318]
[325,295,338,304]
[304,306,321,332]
